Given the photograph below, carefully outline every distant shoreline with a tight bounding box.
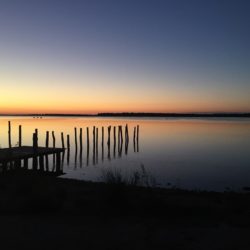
[0,112,250,118]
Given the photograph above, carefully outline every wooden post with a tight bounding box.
[96,127,98,163]
[86,127,89,164]
[107,126,111,146]
[93,126,96,165]
[8,121,11,148]
[33,132,38,150]
[101,126,104,161]
[125,124,129,155]
[74,127,78,150]
[93,126,96,151]
[32,133,38,170]
[102,126,104,146]
[46,131,49,147]
[118,126,123,157]
[79,128,83,152]
[86,127,89,147]
[137,125,139,142]
[133,127,136,142]
[107,126,111,160]
[137,125,139,152]
[113,126,116,157]
[67,146,70,165]
[133,127,136,152]
[61,132,65,149]
[125,124,129,142]
[67,134,70,149]
[96,127,98,151]
[52,131,56,148]
[120,126,123,144]
[19,125,22,147]
[118,126,121,150]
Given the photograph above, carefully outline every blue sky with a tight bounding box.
[0,0,250,113]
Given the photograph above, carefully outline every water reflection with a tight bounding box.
[1,116,250,191]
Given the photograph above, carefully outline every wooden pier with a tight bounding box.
[0,120,140,170]
[0,146,64,174]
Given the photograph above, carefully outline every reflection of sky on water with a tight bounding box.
[0,117,250,191]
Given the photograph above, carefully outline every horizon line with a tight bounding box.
[0,112,250,117]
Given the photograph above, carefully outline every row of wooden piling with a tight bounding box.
[6,121,139,151]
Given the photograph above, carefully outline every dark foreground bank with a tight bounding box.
[0,172,250,250]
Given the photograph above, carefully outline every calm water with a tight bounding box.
[1,116,250,191]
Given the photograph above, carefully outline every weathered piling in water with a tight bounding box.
[67,144,70,165]
[19,125,22,147]
[33,131,38,150]
[86,127,89,150]
[107,126,111,160]
[118,126,121,149]
[118,126,123,145]
[61,132,65,149]
[52,131,56,168]
[125,124,129,142]
[45,131,49,171]
[32,132,38,170]
[96,127,98,147]
[74,146,78,166]
[125,124,129,155]
[118,126,124,156]
[86,127,89,164]
[102,126,104,147]
[137,125,139,142]
[79,128,83,153]
[93,126,96,165]
[136,125,139,152]
[52,131,56,148]
[74,127,78,151]
[107,126,111,146]
[101,127,104,161]
[93,126,96,150]
[96,127,98,163]
[46,131,49,147]
[8,121,11,148]
[133,127,136,152]
[67,134,70,149]
[113,126,116,157]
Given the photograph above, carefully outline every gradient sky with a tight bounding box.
[1,0,250,114]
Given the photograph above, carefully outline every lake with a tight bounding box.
[0,116,250,191]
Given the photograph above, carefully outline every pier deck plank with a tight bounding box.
[0,146,64,162]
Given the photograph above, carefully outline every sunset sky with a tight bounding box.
[0,0,250,114]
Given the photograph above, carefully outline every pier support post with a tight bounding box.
[74,127,78,151]
[46,131,49,147]
[8,121,11,148]
[52,131,56,148]
[61,132,65,149]
[19,125,22,147]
